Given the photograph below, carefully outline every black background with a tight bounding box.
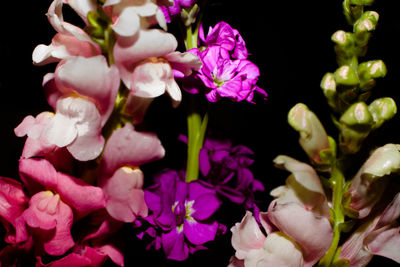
[1,0,400,266]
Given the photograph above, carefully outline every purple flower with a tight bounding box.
[160,0,197,23]
[187,46,266,103]
[199,21,248,59]
[199,138,264,212]
[143,169,224,261]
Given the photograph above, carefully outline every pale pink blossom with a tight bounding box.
[347,144,400,218]
[103,0,167,37]
[99,166,148,222]
[113,29,201,108]
[340,192,400,266]
[15,112,57,158]
[32,0,100,65]
[271,155,330,217]
[100,123,165,177]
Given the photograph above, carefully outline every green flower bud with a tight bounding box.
[340,102,373,127]
[288,103,331,166]
[353,11,379,46]
[358,60,387,90]
[332,30,355,47]
[369,97,397,129]
[320,73,338,110]
[334,65,359,86]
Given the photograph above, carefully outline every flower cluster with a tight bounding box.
[0,0,267,265]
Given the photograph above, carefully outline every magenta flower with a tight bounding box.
[187,46,265,103]
[143,169,223,261]
[200,21,248,59]
[197,137,264,211]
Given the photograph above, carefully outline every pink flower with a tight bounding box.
[100,123,165,178]
[22,191,74,256]
[103,0,167,37]
[18,158,106,219]
[98,123,164,222]
[0,177,29,244]
[346,144,400,218]
[32,0,101,65]
[340,192,400,266]
[41,55,120,161]
[99,166,148,223]
[230,156,333,267]
[113,28,201,109]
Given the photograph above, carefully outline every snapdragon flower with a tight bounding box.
[143,169,223,261]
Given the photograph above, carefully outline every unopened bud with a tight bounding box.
[369,97,397,129]
[340,102,373,127]
[334,65,359,86]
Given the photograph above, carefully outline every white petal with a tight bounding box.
[111,7,140,37]
[45,112,78,147]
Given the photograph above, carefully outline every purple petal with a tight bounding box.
[192,193,221,221]
[184,220,218,245]
[161,228,189,261]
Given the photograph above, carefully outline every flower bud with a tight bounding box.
[320,73,337,110]
[354,11,379,46]
[181,4,199,27]
[334,65,359,86]
[288,103,331,165]
[339,102,373,154]
[340,102,373,127]
[358,60,387,90]
[369,97,397,129]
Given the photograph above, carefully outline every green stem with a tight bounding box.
[184,18,206,182]
[318,163,346,267]
[185,96,208,182]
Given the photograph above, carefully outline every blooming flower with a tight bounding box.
[199,21,248,59]
[346,143,400,218]
[340,192,400,266]
[143,169,223,261]
[197,137,264,211]
[187,46,265,102]
[17,158,106,255]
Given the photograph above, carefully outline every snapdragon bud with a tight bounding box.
[358,60,387,90]
[353,11,379,46]
[369,97,397,129]
[288,103,331,166]
[340,102,373,127]
[339,102,373,154]
[320,73,337,110]
[334,65,359,86]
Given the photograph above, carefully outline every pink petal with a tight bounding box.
[55,56,120,124]
[19,158,105,218]
[22,191,74,256]
[101,123,165,177]
[101,167,148,222]
[111,6,140,36]
[114,29,177,89]
[0,177,29,243]
[230,211,266,260]
[244,232,304,267]
[267,201,333,267]
[164,51,202,78]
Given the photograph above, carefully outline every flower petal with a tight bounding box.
[184,219,218,245]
